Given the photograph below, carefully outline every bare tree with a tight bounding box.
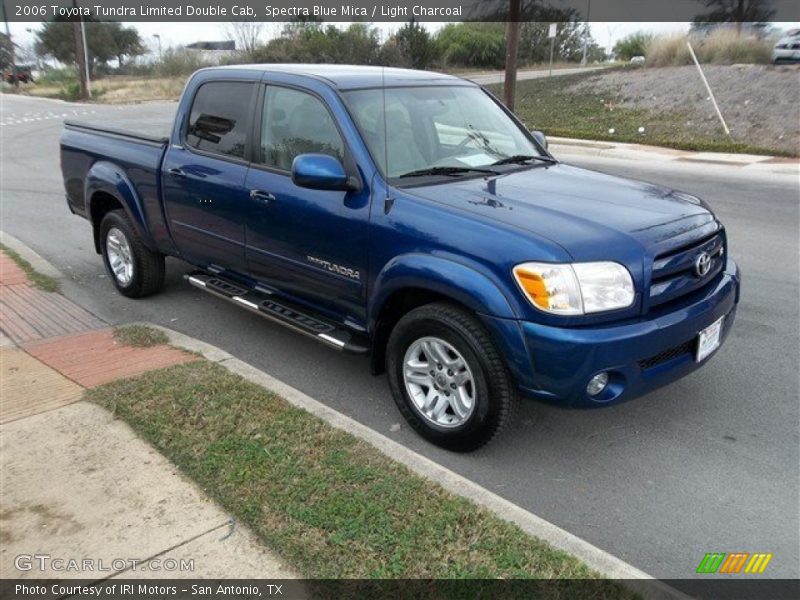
[221,22,265,56]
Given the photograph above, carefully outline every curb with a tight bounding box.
[549,136,800,166]
[139,325,684,599]
[5,236,684,597]
[0,231,63,280]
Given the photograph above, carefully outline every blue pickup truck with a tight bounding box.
[61,65,740,450]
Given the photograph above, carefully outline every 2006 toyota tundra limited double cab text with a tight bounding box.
[60,65,741,450]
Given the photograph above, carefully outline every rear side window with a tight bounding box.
[186,81,255,159]
[259,86,344,171]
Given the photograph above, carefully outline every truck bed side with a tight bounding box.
[60,121,175,254]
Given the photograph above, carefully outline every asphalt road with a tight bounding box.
[2,92,798,580]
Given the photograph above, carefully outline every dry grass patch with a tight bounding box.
[23,75,186,103]
[647,30,773,67]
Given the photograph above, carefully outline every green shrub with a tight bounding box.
[613,32,654,60]
[434,23,506,69]
[36,67,77,85]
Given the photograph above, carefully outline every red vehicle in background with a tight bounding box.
[3,65,34,84]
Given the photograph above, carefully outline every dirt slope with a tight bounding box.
[570,65,800,155]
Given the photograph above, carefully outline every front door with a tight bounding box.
[243,84,370,324]
[162,80,257,271]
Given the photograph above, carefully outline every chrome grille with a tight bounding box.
[649,232,725,308]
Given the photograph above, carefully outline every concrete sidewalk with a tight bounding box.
[0,250,295,579]
[549,136,799,178]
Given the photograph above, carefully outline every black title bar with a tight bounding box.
[3,0,800,23]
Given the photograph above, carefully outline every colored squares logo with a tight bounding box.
[697,552,773,574]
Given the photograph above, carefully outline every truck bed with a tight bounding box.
[60,120,174,252]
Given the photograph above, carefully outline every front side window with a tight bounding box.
[344,86,544,179]
[186,81,255,159]
[259,86,344,170]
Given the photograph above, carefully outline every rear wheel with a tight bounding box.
[99,210,164,298]
[386,302,517,451]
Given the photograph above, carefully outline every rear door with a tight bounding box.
[162,80,257,271]
[243,83,371,324]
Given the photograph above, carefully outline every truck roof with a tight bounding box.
[206,64,473,90]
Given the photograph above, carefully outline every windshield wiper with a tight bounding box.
[491,154,557,166]
[397,166,501,178]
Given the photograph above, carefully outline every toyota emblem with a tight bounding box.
[694,252,712,277]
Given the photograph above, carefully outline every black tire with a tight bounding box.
[386,302,517,451]
[99,209,164,298]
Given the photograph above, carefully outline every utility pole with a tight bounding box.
[72,0,90,99]
[503,0,521,111]
[1,1,18,88]
[580,0,591,65]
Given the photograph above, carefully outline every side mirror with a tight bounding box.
[292,154,355,192]
[532,130,548,150]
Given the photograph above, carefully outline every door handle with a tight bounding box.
[250,189,275,203]
[167,167,187,178]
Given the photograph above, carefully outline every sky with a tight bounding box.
[7,20,799,59]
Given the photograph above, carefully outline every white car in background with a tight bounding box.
[773,28,800,63]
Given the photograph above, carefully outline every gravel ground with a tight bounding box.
[570,65,800,155]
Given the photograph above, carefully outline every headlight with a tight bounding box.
[513,262,635,315]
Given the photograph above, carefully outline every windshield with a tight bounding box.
[343,86,546,180]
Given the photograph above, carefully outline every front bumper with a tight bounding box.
[515,257,740,407]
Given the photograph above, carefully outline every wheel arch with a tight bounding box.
[86,162,154,253]
[368,255,530,385]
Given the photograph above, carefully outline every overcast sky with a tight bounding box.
[7,21,799,58]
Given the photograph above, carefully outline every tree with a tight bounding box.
[519,21,599,63]
[693,0,776,34]
[250,23,380,66]
[113,27,144,68]
[35,20,144,75]
[221,22,265,56]
[390,20,435,69]
[1,32,13,71]
[613,32,654,60]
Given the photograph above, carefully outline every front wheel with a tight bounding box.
[386,302,517,451]
[99,210,164,298]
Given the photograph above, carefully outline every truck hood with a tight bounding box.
[405,163,717,261]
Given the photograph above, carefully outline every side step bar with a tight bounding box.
[184,272,369,354]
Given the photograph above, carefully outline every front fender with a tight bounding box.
[369,253,520,323]
[85,161,155,250]
[369,254,536,388]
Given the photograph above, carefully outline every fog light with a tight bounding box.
[586,372,609,396]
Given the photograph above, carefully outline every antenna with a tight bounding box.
[381,66,392,210]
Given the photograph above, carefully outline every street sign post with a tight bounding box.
[548,23,557,76]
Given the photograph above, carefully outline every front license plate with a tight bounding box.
[696,316,724,362]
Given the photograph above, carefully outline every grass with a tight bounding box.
[85,361,633,592]
[113,325,169,348]
[490,71,797,157]
[0,244,60,293]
